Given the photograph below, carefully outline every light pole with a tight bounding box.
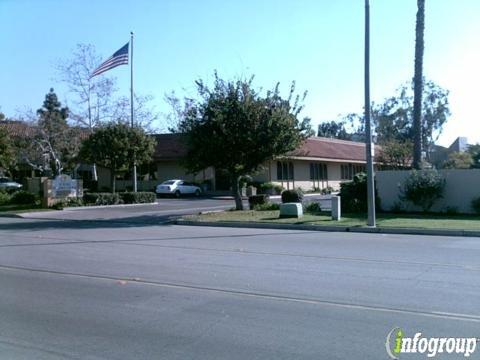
[365,0,376,227]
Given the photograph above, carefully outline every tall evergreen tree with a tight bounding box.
[413,0,426,169]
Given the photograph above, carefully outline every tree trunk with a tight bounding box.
[231,175,243,211]
[110,168,116,194]
[412,0,425,169]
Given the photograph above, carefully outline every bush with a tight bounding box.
[120,192,156,204]
[10,190,37,205]
[400,170,445,212]
[471,197,480,214]
[253,202,280,211]
[248,194,270,210]
[304,202,323,214]
[281,189,303,203]
[320,186,335,195]
[340,172,380,213]
[258,182,284,195]
[0,190,11,205]
[83,192,122,205]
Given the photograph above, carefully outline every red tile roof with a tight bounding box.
[152,133,380,163]
[152,133,188,161]
[288,137,381,162]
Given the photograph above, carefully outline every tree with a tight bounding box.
[56,44,117,130]
[401,169,445,212]
[377,140,413,170]
[374,81,449,153]
[0,126,15,176]
[31,88,80,176]
[56,44,160,131]
[412,0,426,169]
[317,120,352,140]
[442,152,473,169]
[111,93,160,131]
[79,123,155,193]
[468,144,480,169]
[172,73,312,210]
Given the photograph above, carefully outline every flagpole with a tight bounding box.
[130,31,137,192]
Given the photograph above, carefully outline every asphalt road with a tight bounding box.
[0,218,479,359]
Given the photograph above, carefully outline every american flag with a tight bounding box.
[90,43,129,78]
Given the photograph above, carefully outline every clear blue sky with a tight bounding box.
[1,0,479,146]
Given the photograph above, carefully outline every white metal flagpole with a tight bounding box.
[130,31,137,192]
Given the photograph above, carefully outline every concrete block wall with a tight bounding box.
[376,169,480,214]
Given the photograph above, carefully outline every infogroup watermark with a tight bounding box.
[385,328,479,359]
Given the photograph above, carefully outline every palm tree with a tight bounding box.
[413,0,425,169]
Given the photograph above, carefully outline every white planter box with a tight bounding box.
[279,203,303,218]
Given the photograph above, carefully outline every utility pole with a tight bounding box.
[365,0,376,227]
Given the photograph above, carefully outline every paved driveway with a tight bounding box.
[19,194,329,222]
[0,218,479,359]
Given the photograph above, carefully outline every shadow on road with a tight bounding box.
[0,214,180,232]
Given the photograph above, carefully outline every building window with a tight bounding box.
[341,164,366,180]
[277,161,294,180]
[310,163,328,180]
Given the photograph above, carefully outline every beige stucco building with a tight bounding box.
[152,134,379,192]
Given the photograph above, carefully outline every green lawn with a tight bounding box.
[183,210,480,231]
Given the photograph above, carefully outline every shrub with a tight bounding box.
[248,194,270,210]
[83,192,122,205]
[281,189,303,203]
[258,182,284,195]
[10,190,37,205]
[400,169,445,212]
[320,186,335,195]
[304,202,323,214]
[120,192,156,204]
[340,172,380,213]
[253,202,280,211]
[0,190,11,205]
[471,197,480,214]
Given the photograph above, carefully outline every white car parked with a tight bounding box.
[156,180,202,198]
[0,177,22,190]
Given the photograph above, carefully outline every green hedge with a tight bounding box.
[83,193,122,205]
[83,192,156,206]
[120,192,156,204]
[0,190,11,205]
[248,194,270,210]
[10,190,37,205]
[339,172,381,213]
[281,189,303,203]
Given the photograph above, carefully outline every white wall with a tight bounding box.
[376,169,480,214]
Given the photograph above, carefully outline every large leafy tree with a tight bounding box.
[173,73,312,210]
[468,144,480,169]
[0,124,15,176]
[373,81,449,150]
[317,120,352,140]
[442,152,473,169]
[413,0,426,169]
[377,140,413,170]
[79,123,155,193]
[341,80,449,160]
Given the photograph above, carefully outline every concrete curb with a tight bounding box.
[62,202,158,211]
[174,219,480,238]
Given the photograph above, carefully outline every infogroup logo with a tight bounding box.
[385,328,479,359]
